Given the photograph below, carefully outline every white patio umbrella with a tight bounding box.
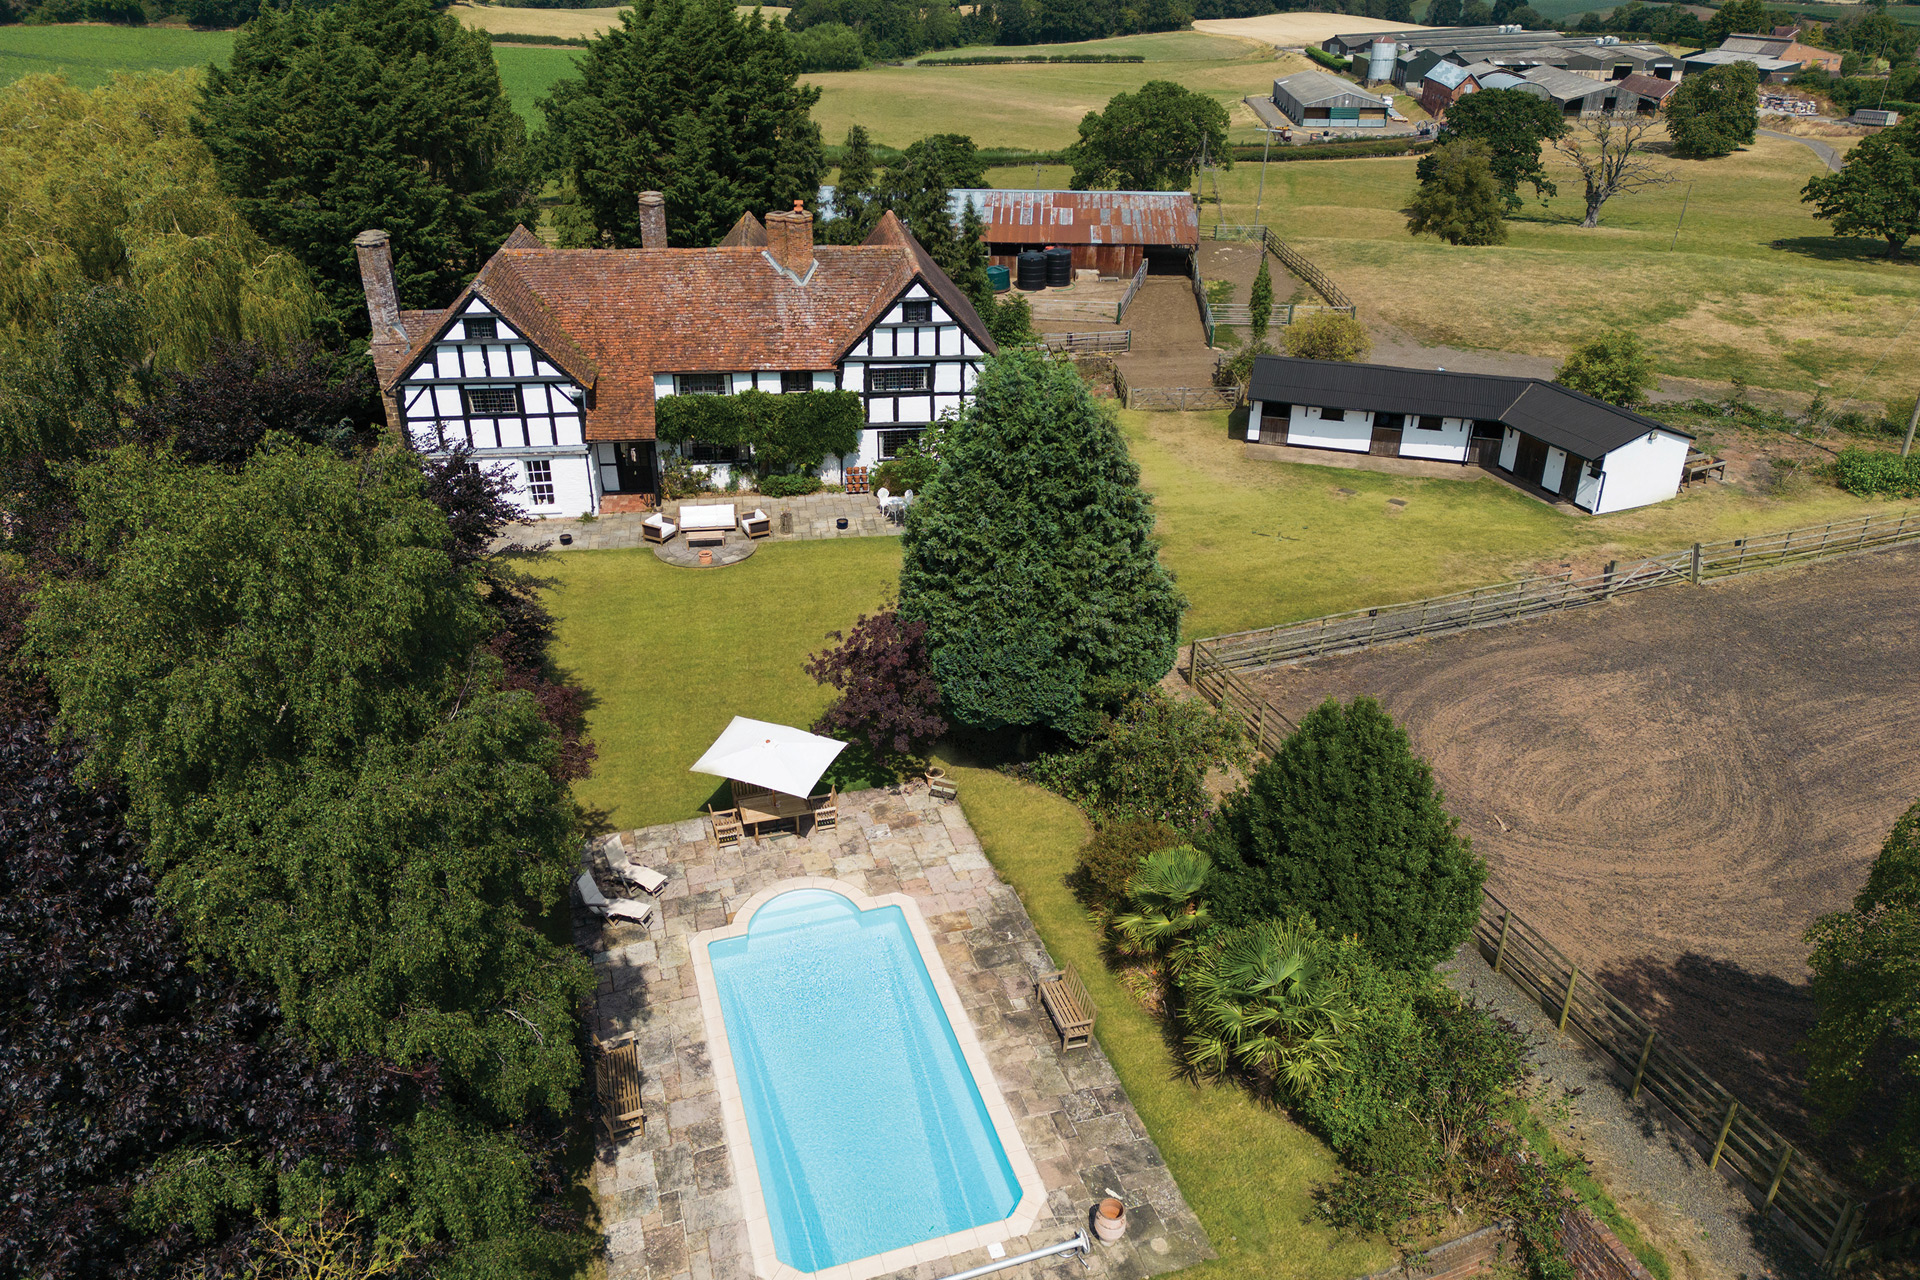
[689,716,848,799]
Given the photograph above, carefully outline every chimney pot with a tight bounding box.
[637,191,667,249]
[354,229,405,345]
[765,204,815,278]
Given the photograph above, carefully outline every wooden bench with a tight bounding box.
[1036,963,1095,1051]
[1683,454,1727,488]
[595,1035,645,1140]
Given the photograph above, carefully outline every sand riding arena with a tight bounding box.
[1242,545,1920,1152]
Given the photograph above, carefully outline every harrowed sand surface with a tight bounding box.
[1191,13,1427,46]
[1249,546,1920,1163]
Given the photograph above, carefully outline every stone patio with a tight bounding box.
[579,786,1212,1280]
[506,493,902,553]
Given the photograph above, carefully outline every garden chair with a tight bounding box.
[709,805,744,850]
[809,786,838,835]
[642,513,677,544]
[575,870,656,927]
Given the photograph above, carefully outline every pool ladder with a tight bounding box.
[932,1231,1091,1280]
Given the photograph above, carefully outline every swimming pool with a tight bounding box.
[693,880,1046,1279]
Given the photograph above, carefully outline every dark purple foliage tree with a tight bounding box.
[806,607,947,764]
[129,341,379,468]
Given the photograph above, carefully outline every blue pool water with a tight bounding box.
[710,889,1022,1272]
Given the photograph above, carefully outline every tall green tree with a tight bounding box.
[1803,122,1920,257]
[1666,61,1760,159]
[1416,88,1564,212]
[1804,797,1920,1183]
[0,72,317,370]
[1066,80,1229,191]
[1707,0,1777,38]
[196,0,534,336]
[899,349,1185,736]
[1406,138,1509,246]
[1249,256,1274,341]
[1201,697,1486,971]
[25,442,594,1119]
[828,124,882,243]
[1555,330,1657,405]
[878,133,992,306]
[538,0,826,248]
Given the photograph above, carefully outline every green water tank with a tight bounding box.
[987,264,1011,292]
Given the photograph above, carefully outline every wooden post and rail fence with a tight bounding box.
[1475,892,1920,1272]
[1207,222,1357,315]
[1189,508,1920,682]
[1035,330,1132,355]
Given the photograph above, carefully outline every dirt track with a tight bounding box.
[1247,546,1920,1154]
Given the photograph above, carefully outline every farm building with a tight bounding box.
[1558,40,1680,80]
[1418,61,1500,117]
[943,189,1198,278]
[1242,356,1694,514]
[1683,47,1800,80]
[1273,69,1391,128]
[1717,30,1840,74]
[1620,72,1679,110]
[1514,64,1666,114]
[1855,107,1902,127]
[360,197,995,516]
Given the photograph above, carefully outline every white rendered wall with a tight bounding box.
[1285,404,1373,452]
[1399,415,1470,461]
[497,454,594,518]
[1595,431,1689,513]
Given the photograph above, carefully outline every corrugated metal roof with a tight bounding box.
[944,189,1199,247]
[1478,71,1527,89]
[1246,356,1691,459]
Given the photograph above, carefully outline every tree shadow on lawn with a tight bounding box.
[1594,951,1875,1180]
[1769,234,1920,265]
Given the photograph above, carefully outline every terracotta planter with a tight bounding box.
[1093,1198,1127,1242]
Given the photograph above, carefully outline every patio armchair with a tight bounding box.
[740,508,771,539]
[708,804,744,850]
[642,513,677,544]
[575,869,656,926]
[809,785,838,835]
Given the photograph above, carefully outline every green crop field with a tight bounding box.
[0,23,231,87]
[493,44,580,126]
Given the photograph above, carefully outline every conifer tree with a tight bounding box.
[1249,256,1274,341]
[899,349,1184,736]
[195,0,534,335]
[538,0,826,247]
[830,125,882,243]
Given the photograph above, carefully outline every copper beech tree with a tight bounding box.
[806,607,947,767]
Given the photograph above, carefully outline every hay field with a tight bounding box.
[1192,13,1426,45]
[809,32,1295,150]
[450,2,788,39]
[0,23,230,87]
[1213,130,1920,394]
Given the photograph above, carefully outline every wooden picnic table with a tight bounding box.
[730,780,821,834]
[1683,454,1728,487]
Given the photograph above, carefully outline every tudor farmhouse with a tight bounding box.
[360,193,996,516]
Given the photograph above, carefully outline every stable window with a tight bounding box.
[1319,406,1348,421]
[782,371,814,394]
[1418,415,1445,432]
[525,459,555,506]
[901,299,933,324]
[879,428,924,460]
[1588,459,1604,478]
[463,385,521,416]
[868,366,932,393]
[676,372,728,396]
[464,317,498,341]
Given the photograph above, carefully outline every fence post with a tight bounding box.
[1858,514,1870,549]
[1829,1201,1867,1275]
[1709,1100,1739,1169]
[1690,542,1703,584]
[1822,1202,1864,1275]
[1603,560,1618,599]
[1764,1142,1794,1210]
[1493,908,1512,975]
[1629,1028,1656,1099]
[1559,966,1580,1032]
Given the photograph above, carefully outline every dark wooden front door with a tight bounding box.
[1369,423,1403,457]
[1512,434,1550,485]
[613,441,656,494]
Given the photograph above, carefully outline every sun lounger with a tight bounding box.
[621,862,668,895]
[576,869,656,927]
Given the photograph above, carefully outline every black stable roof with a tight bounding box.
[1247,356,1691,460]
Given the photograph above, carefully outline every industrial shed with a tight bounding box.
[1242,356,1694,514]
[1515,64,1664,114]
[1272,69,1391,128]
[1559,40,1679,80]
[944,189,1199,278]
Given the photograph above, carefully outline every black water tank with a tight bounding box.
[1015,251,1047,291]
[1044,246,1073,287]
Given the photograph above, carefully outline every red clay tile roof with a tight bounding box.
[720,212,769,247]
[381,212,996,440]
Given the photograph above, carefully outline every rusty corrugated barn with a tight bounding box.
[946,189,1200,278]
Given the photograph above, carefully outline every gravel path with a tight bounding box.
[1442,942,1817,1280]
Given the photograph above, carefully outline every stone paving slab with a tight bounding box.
[502,493,903,554]
[578,788,1212,1280]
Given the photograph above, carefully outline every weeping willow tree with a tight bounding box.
[0,72,318,373]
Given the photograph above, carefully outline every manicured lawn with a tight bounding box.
[939,763,1393,1280]
[1211,132,1920,395]
[0,23,230,86]
[1121,408,1895,640]
[543,538,900,830]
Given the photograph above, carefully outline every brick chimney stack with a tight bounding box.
[637,191,668,249]
[764,200,815,279]
[354,229,407,346]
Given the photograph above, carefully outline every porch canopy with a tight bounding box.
[690,716,847,799]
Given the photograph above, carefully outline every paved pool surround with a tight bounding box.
[580,786,1212,1280]
[692,879,1049,1280]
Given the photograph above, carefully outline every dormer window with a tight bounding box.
[902,299,933,324]
[465,317,498,341]
[676,373,728,395]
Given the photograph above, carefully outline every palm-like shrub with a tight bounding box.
[1112,844,1212,971]
[1179,918,1354,1093]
